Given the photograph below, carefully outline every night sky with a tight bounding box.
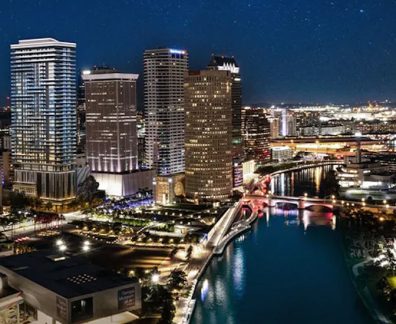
[1,0,396,104]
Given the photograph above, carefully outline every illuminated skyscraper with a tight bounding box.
[270,117,280,139]
[11,38,77,204]
[143,48,188,176]
[83,68,138,174]
[241,107,271,161]
[185,69,233,201]
[82,68,152,196]
[208,55,242,158]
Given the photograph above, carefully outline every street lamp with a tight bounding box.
[151,273,159,284]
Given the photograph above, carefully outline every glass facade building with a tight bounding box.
[11,38,77,203]
[143,48,188,176]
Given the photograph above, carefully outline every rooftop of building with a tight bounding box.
[82,66,138,81]
[0,251,137,299]
[208,54,239,68]
[11,38,76,49]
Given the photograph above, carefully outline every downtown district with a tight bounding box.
[0,37,395,323]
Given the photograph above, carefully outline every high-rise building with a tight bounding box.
[279,108,297,137]
[185,69,233,201]
[144,48,188,176]
[83,68,153,197]
[11,38,77,204]
[208,55,242,158]
[286,112,297,136]
[83,68,138,173]
[136,111,146,169]
[270,117,280,139]
[241,107,271,161]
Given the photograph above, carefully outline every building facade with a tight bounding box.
[208,55,242,158]
[270,117,280,139]
[185,70,233,201]
[11,38,77,204]
[83,68,138,174]
[143,48,188,176]
[241,106,271,161]
[83,68,153,197]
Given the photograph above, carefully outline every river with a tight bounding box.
[191,165,373,324]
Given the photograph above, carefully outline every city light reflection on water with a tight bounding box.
[191,166,371,324]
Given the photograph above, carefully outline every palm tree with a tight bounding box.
[167,269,187,291]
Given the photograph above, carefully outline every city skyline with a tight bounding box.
[0,0,396,105]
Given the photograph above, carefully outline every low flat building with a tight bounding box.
[93,169,154,197]
[271,146,294,161]
[0,251,141,323]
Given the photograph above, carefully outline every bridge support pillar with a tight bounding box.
[298,199,305,210]
[266,197,276,208]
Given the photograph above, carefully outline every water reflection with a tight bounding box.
[192,166,371,324]
[192,211,370,324]
[271,165,337,197]
[232,247,245,298]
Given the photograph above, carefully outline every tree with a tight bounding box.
[77,175,100,206]
[143,284,175,324]
[167,269,187,291]
[45,201,53,211]
[9,191,30,211]
[319,170,340,198]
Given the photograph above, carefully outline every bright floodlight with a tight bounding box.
[82,245,90,252]
[151,273,160,284]
[59,244,67,252]
[354,131,362,137]
[56,239,64,246]
[84,240,90,246]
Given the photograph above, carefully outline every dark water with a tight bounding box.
[271,164,337,197]
[191,166,373,324]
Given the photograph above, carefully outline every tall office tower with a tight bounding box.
[83,68,152,197]
[270,117,280,139]
[144,48,188,176]
[208,55,243,187]
[185,70,233,202]
[208,55,242,156]
[11,38,77,204]
[241,107,271,161]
